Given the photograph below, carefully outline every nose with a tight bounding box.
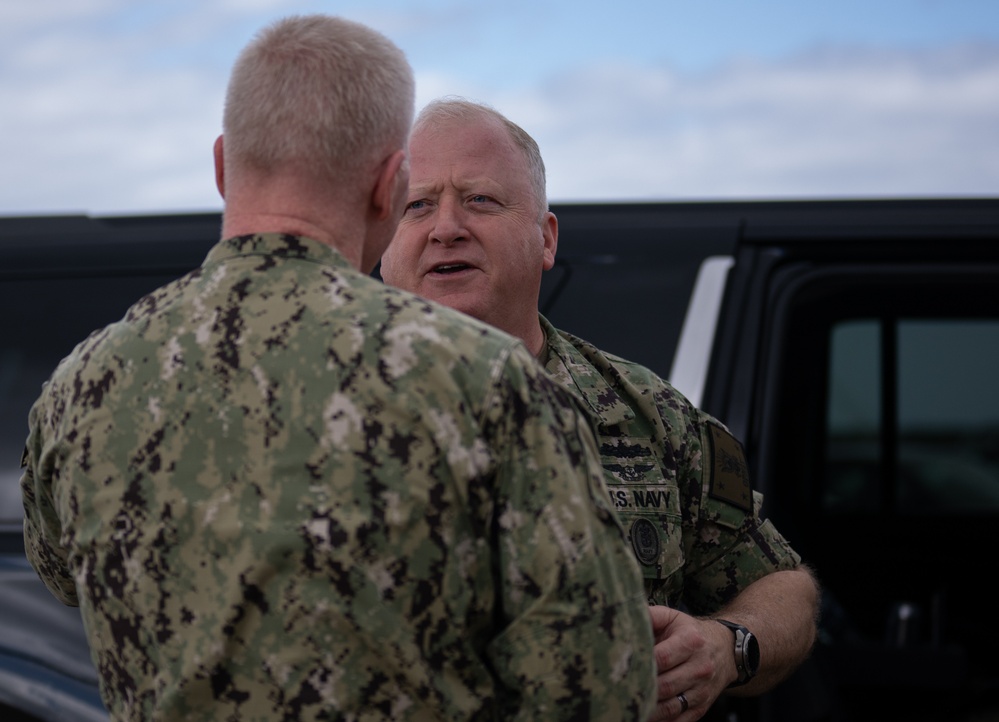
[430,197,467,247]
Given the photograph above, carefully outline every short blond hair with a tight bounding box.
[223,15,414,181]
[414,98,548,217]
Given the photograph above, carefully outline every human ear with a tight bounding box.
[213,135,225,198]
[371,150,409,221]
[541,211,559,270]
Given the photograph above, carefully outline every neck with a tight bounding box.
[523,317,547,358]
[220,172,367,270]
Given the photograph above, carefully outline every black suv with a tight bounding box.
[2,199,998,721]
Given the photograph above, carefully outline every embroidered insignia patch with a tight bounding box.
[630,518,661,566]
[707,422,753,512]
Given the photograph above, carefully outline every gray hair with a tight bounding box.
[223,15,415,181]
[414,97,548,216]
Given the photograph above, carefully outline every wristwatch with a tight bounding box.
[715,619,760,687]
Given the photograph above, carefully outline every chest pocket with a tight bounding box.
[599,435,683,583]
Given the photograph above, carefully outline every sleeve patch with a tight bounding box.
[707,422,753,512]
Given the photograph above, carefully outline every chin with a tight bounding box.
[437,297,488,325]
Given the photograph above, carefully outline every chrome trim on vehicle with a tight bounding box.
[668,256,734,407]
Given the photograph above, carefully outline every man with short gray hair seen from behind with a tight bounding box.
[20,17,655,722]
[380,96,820,722]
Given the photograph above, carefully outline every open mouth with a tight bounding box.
[431,263,473,274]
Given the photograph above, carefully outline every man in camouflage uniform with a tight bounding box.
[19,17,656,722]
[379,98,820,721]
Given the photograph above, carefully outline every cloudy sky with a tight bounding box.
[3,0,998,217]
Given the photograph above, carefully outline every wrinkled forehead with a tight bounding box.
[414,114,519,151]
[408,118,535,191]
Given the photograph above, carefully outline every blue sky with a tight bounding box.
[3,0,998,216]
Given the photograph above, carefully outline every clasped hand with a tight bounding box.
[645,605,737,721]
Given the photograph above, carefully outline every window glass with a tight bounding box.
[898,320,999,513]
[825,320,881,512]
[824,317,999,515]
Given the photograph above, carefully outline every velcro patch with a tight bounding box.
[629,518,662,566]
[707,422,752,512]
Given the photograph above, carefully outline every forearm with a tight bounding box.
[713,565,820,695]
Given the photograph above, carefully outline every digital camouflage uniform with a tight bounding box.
[539,315,802,612]
[20,234,656,722]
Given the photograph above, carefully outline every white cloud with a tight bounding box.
[0,1,232,215]
[520,42,999,201]
[1,8,997,218]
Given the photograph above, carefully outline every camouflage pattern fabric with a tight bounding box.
[20,234,655,722]
[539,315,802,613]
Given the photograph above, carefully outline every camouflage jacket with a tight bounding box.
[20,234,655,722]
[539,315,802,612]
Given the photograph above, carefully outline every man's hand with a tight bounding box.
[645,567,820,721]
[646,606,736,721]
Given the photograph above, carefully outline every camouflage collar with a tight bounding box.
[538,314,636,428]
[206,233,351,269]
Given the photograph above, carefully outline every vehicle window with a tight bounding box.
[825,318,999,515]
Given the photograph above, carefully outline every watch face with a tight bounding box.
[745,632,760,674]
[717,619,759,684]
